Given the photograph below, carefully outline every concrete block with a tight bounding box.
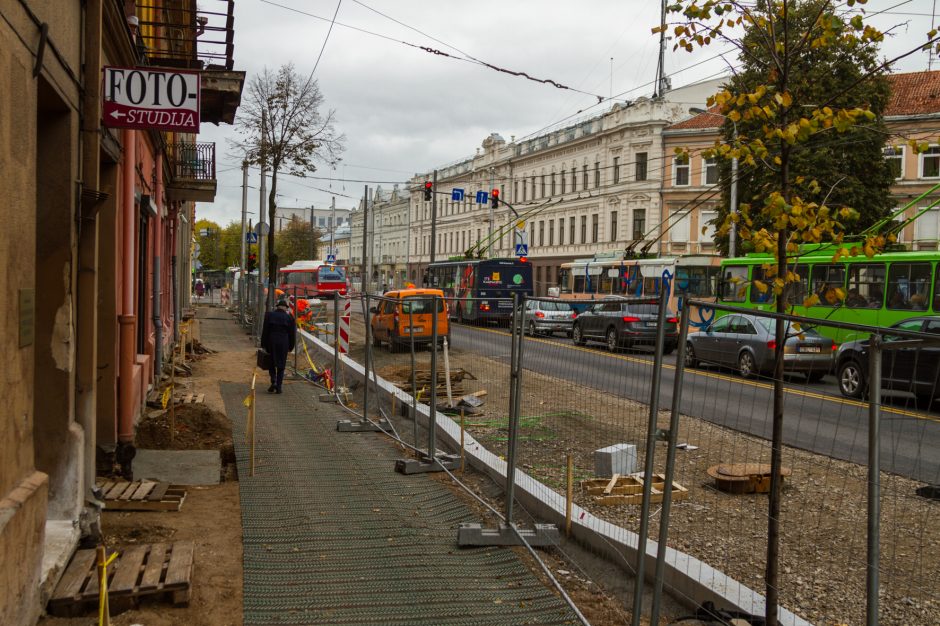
[133,449,221,485]
[594,443,636,477]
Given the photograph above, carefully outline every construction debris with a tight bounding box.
[581,472,689,506]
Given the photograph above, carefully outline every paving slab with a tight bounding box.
[132,449,221,485]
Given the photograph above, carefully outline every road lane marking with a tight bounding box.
[455,324,940,424]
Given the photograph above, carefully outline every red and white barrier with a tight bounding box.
[339,296,350,354]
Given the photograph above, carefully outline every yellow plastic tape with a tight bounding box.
[161,386,172,410]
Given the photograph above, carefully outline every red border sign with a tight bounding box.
[103,66,200,133]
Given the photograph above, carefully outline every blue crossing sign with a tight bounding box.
[326,253,336,264]
[451,188,465,201]
[246,232,258,244]
[515,243,528,256]
[475,190,489,204]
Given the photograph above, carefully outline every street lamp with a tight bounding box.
[689,107,738,258]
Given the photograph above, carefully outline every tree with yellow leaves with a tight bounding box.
[656,2,940,624]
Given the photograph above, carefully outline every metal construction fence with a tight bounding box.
[246,288,940,625]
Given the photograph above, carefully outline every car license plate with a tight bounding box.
[405,326,424,333]
[798,345,821,353]
[645,322,657,328]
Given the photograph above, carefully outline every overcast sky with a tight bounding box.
[195,0,940,227]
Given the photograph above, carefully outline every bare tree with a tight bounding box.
[232,64,344,285]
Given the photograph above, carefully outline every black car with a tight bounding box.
[571,298,678,353]
[835,316,940,401]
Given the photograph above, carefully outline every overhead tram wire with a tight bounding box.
[258,0,604,100]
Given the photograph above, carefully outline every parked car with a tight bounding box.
[835,316,940,400]
[370,288,449,352]
[685,314,835,380]
[571,298,677,353]
[524,299,577,336]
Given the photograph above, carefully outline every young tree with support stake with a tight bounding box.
[656,1,940,624]
[232,63,344,287]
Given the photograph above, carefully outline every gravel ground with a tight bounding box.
[329,313,940,626]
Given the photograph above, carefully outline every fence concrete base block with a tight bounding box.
[395,453,460,475]
[336,418,391,432]
[457,522,560,547]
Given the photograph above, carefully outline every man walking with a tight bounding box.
[260,298,296,394]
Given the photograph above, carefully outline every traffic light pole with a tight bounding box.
[361,185,369,295]
[429,169,438,266]
[488,167,495,257]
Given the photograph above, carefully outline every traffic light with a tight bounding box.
[424,181,432,201]
[490,188,499,208]
[247,253,257,273]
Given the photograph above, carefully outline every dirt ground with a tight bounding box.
[341,312,940,626]
[39,307,251,626]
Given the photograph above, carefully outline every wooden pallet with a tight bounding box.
[48,542,194,616]
[95,479,186,511]
[172,392,205,405]
[581,472,689,506]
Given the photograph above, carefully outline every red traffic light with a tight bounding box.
[423,181,432,200]
[425,181,432,189]
[491,188,499,197]
[519,256,527,263]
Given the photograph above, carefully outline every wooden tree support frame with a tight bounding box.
[580,472,689,506]
[48,541,194,617]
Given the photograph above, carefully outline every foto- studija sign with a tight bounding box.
[102,66,200,133]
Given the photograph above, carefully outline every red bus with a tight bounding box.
[278,260,348,299]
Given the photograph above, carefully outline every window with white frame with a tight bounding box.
[884,146,904,180]
[674,155,690,186]
[914,207,939,241]
[700,210,718,245]
[921,146,940,179]
[891,216,905,244]
[703,157,718,185]
[670,209,690,242]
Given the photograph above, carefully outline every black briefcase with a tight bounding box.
[256,348,272,370]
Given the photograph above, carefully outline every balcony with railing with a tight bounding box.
[136,0,244,125]
[166,142,217,202]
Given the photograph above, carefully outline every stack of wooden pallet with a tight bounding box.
[96,479,186,512]
[48,541,194,616]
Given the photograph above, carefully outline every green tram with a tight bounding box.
[716,247,940,343]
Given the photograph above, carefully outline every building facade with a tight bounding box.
[0,1,242,623]
[276,204,351,233]
[406,78,723,295]
[661,70,940,255]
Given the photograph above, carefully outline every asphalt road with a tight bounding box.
[447,322,940,484]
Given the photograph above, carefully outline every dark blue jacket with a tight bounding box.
[261,309,296,368]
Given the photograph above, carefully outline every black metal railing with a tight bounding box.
[136,0,235,71]
[169,142,216,182]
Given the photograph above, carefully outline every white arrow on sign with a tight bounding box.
[110,110,126,119]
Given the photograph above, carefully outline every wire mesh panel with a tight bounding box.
[653,302,940,625]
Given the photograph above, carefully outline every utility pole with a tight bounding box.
[259,108,268,321]
[361,185,369,294]
[330,196,336,263]
[653,0,667,97]
[239,161,248,321]
[429,169,438,265]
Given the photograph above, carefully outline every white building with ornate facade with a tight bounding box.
[349,185,411,292]
[406,78,723,294]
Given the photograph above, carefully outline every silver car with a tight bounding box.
[524,299,577,336]
[685,313,835,381]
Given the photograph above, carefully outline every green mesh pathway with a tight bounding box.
[222,376,579,625]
